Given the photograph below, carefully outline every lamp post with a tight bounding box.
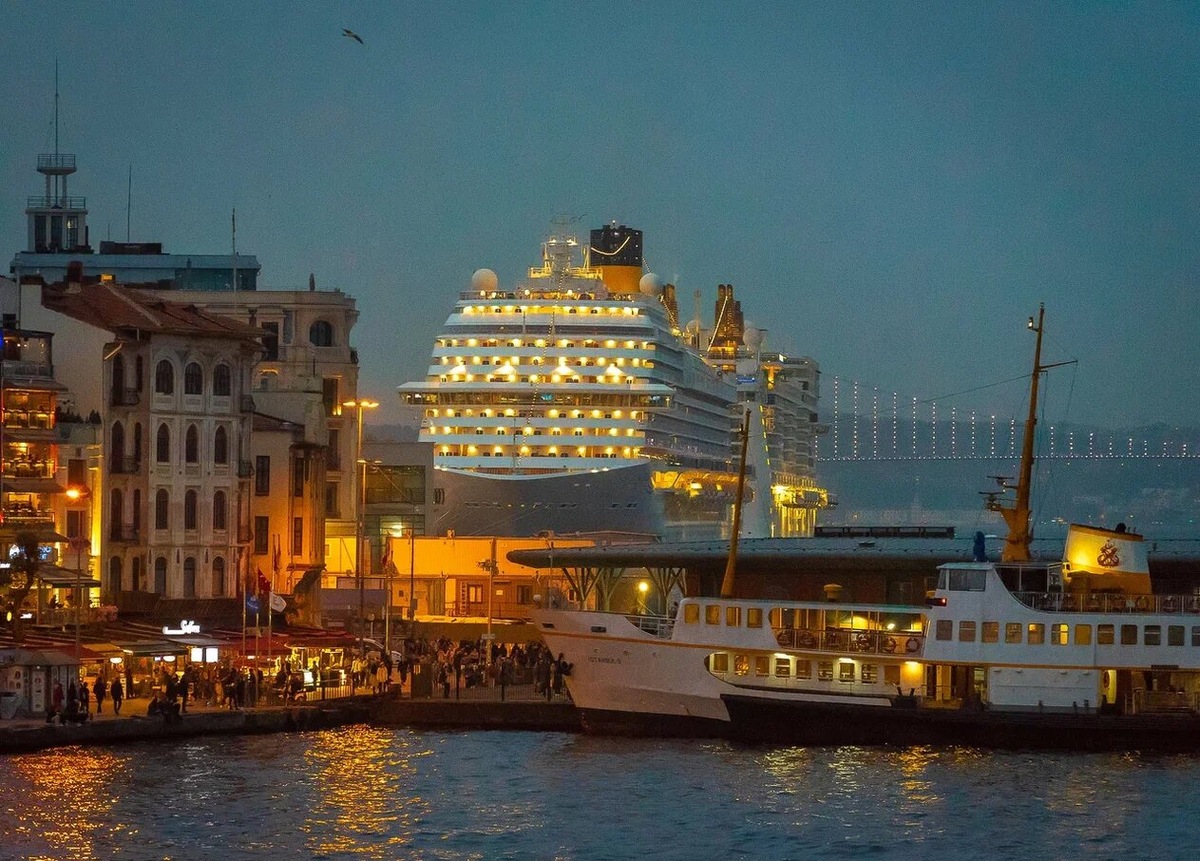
[343,398,378,657]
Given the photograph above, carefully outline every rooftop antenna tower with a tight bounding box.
[231,208,238,294]
[126,165,132,241]
[29,60,88,254]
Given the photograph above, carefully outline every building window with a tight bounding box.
[1075,624,1092,645]
[684,604,699,624]
[131,557,142,591]
[110,422,125,472]
[108,488,123,540]
[705,605,720,625]
[981,621,999,643]
[213,491,227,531]
[184,490,198,530]
[156,423,170,462]
[725,606,741,627]
[108,557,122,594]
[155,489,169,529]
[322,378,339,416]
[292,516,303,556]
[794,659,811,680]
[261,322,279,360]
[293,457,305,497]
[154,557,167,595]
[710,653,728,674]
[66,509,84,539]
[958,621,976,642]
[68,458,87,487]
[254,516,269,554]
[774,657,790,678]
[1121,624,1138,646]
[1027,623,1045,645]
[183,557,197,597]
[132,489,141,531]
[754,655,770,677]
[1098,624,1115,645]
[213,363,231,396]
[747,608,763,628]
[327,429,340,470]
[212,557,226,596]
[154,360,174,394]
[255,456,270,495]
[184,362,203,395]
[309,320,334,347]
[325,481,340,518]
[817,661,834,681]
[1051,623,1070,645]
[936,619,953,640]
[1005,622,1022,644]
[185,425,199,463]
[1144,625,1162,646]
[214,426,229,464]
[1169,625,1184,646]
[517,585,532,604]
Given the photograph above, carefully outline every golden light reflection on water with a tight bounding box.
[300,725,431,859]
[6,745,133,861]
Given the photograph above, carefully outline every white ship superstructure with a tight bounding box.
[401,224,739,538]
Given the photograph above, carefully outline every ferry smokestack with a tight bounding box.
[589,222,643,295]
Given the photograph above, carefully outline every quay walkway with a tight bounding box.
[0,684,581,755]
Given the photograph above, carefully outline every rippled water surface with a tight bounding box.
[2,729,1196,860]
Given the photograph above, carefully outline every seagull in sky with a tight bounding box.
[342,28,364,45]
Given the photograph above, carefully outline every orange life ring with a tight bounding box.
[882,637,897,654]
[905,637,921,654]
[776,629,790,647]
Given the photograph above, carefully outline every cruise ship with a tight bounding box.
[399,222,827,540]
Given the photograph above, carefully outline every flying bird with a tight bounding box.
[342,28,364,45]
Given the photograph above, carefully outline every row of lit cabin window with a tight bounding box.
[709,653,902,685]
[436,446,636,459]
[440,356,651,368]
[683,604,923,633]
[935,620,1200,647]
[428,408,645,420]
[432,427,641,438]
[438,336,653,349]
[457,305,642,317]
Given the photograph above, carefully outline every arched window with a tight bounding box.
[110,421,125,473]
[156,423,170,462]
[183,557,197,597]
[213,363,232,397]
[133,422,143,463]
[184,490,198,529]
[213,490,227,531]
[212,557,226,596]
[109,488,124,540]
[135,355,144,392]
[154,359,174,394]
[185,424,199,463]
[108,557,122,595]
[184,362,203,395]
[131,556,142,591]
[111,354,125,402]
[155,489,169,529]
[154,556,167,595]
[309,320,334,347]
[214,425,229,464]
[132,489,142,531]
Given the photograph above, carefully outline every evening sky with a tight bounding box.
[2,2,1197,429]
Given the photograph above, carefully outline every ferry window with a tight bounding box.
[726,606,741,627]
[1169,625,1184,646]
[1051,623,1069,646]
[747,608,763,628]
[769,608,782,628]
[982,622,999,643]
[817,661,834,681]
[1193,627,1200,647]
[684,604,699,624]
[1005,623,1023,644]
[1098,624,1115,645]
[795,660,812,680]
[948,569,986,591]
[1075,624,1092,646]
[958,621,976,642]
[1120,625,1137,646]
[1144,625,1161,646]
[705,605,720,625]
[838,662,855,682]
[1027,623,1045,645]
[936,620,953,641]
[755,656,770,677]
[884,665,901,686]
[734,655,749,676]
[774,658,791,678]
[862,664,878,684]
[711,653,729,673]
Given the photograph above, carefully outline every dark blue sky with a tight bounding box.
[4,3,1197,428]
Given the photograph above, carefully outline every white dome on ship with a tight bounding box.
[743,325,763,350]
[471,268,499,293]
[639,272,664,296]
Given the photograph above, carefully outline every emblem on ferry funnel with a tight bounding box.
[1097,540,1121,568]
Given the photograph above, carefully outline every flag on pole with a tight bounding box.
[380,537,391,570]
[257,568,271,597]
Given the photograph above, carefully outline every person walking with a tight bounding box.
[93,676,107,714]
[110,677,123,715]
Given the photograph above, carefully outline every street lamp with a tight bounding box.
[343,398,379,657]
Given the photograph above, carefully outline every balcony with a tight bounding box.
[237,460,254,479]
[36,153,76,172]
[26,195,86,208]
[1,505,54,526]
[108,524,139,543]
[3,460,56,481]
[110,388,141,407]
[109,456,141,475]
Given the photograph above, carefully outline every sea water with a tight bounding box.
[1,727,1193,860]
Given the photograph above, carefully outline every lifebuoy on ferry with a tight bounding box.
[1189,598,1200,614]
[798,631,817,649]
[882,637,898,654]
[1163,597,1178,613]
[905,637,921,654]
[1135,596,1150,612]
[854,633,872,651]
[776,629,790,647]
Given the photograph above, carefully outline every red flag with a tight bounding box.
[381,539,391,569]
[257,568,271,596]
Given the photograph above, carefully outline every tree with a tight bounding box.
[1,533,42,645]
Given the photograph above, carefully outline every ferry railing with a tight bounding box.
[625,614,675,639]
[1012,592,1200,614]
[774,627,925,657]
[1132,688,1199,715]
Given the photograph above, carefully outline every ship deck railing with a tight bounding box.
[625,614,675,639]
[1012,592,1200,614]
[774,627,925,657]
[1131,688,1200,715]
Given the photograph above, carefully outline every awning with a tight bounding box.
[113,640,187,657]
[165,634,225,648]
[36,566,103,587]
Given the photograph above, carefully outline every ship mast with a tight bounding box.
[720,407,751,598]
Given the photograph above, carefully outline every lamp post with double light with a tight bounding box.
[342,398,378,656]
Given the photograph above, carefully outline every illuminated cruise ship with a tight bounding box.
[399,222,826,539]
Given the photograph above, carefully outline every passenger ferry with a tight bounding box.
[536,307,1200,750]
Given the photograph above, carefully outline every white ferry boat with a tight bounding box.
[536,307,1200,750]
[400,222,826,540]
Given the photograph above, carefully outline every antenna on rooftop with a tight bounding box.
[126,165,132,241]
[231,208,238,295]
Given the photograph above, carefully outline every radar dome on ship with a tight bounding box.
[639,273,664,296]
[743,325,763,351]
[471,268,499,293]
